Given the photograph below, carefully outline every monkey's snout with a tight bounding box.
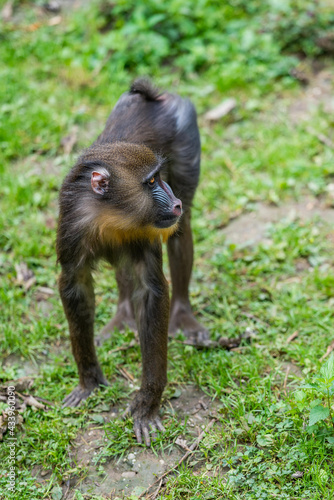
[172,200,182,217]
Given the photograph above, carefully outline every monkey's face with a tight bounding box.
[86,143,182,243]
[91,166,182,230]
[143,170,182,229]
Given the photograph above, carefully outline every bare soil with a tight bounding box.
[222,196,334,246]
[31,386,218,499]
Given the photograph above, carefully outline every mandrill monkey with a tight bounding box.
[57,79,208,445]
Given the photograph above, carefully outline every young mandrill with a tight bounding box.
[57,79,208,445]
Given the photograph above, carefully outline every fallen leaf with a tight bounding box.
[35,286,54,301]
[0,377,34,392]
[25,22,42,32]
[291,471,304,479]
[15,262,35,290]
[1,1,13,22]
[204,98,237,121]
[48,15,62,26]
[199,400,208,410]
[15,262,33,283]
[175,437,189,450]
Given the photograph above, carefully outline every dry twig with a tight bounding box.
[117,366,134,382]
[148,478,163,500]
[320,340,334,362]
[107,339,136,354]
[286,331,299,344]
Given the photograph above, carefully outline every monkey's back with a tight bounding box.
[95,79,200,161]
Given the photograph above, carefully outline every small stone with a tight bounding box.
[127,453,135,461]
[121,471,136,478]
[132,463,141,472]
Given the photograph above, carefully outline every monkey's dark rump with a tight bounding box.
[129,78,162,101]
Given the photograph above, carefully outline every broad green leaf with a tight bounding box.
[326,436,334,446]
[247,412,257,424]
[51,486,63,500]
[308,405,330,426]
[170,388,182,399]
[91,415,104,424]
[301,383,319,390]
[294,390,306,402]
[309,398,322,408]
[319,469,329,483]
[320,355,334,381]
[256,434,274,447]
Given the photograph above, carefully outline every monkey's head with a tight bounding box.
[74,142,182,244]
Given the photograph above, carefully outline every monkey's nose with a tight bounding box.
[172,199,182,217]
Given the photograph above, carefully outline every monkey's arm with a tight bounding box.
[59,265,109,407]
[126,242,168,446]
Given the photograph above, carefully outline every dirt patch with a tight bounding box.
[69,440,182,498]
[220,66,334,250]
[32,386,219,499]
[289,68,334,123]
[3,354,41,378]
[280,361,304,380]
[272,361,305,395]
[222,196,334,246]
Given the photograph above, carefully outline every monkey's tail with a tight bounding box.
[129,78,162,101]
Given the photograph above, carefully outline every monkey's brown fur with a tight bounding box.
[57,79,208,445]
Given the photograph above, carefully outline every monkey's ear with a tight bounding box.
[91,170,110,195]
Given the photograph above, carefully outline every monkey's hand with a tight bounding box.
[62,376,109,408]
[123,391,165,447]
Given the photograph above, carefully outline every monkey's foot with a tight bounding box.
[62,377,109,408]
[96,302,137,345]
[169,302,210,347]
[123,393,165,446]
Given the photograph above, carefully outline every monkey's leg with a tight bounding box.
[97,267,136,345]
[60,266,109,407]
[125,246,168,446]
[168,209,209,345]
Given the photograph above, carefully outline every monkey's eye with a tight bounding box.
[148,176,155,186]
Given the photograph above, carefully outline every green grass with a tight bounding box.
[2,1,334,499]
